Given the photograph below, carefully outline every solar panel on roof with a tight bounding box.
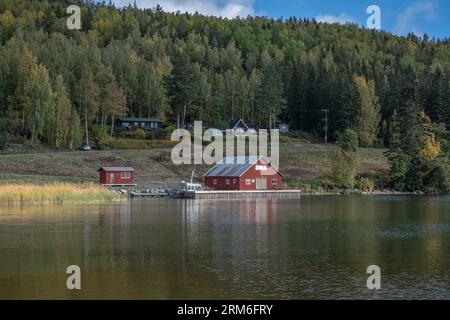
[204,156,261,177]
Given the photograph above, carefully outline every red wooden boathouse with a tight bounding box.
[98,167,135,186]
[203,156,283,190]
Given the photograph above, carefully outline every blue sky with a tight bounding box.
[110,0,449,39]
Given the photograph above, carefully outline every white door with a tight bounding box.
[256,177,267,190]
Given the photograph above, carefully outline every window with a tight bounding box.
[245,179,252,185]
[151,122,159,128]
[121,172,131,179]
[256,165,267,171]
[225,179,230,185]
[271,179,277,186]
[213,178,217,185]
[232,178,236,184]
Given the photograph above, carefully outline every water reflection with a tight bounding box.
[0,196,450,299]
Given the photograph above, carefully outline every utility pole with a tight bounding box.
[322,109,329,144]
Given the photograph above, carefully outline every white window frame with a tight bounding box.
[245,179,252,185]
[213,178,217,185]
[121,171,131,179]
[271,179,277,185]
[225,178,230,185]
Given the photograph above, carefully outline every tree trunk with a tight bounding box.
[110,115,115,136]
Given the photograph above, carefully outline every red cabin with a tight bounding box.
[203,156,283,190]
[98,167,135,186]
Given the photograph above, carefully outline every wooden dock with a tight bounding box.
[193,190,301,199]
[129,191,168,198]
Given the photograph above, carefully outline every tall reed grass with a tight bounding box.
[0,183,123,206]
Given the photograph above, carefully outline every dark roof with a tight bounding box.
[98,167,135,172]
[247,123,259,131]
[120,118,161,123]
[228,119,248,130]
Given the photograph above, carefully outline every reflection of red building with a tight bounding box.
[239,199,279,224]
[98,167,135,186]
[203,156,283,190]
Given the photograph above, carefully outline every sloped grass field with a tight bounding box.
[0,141,389,189]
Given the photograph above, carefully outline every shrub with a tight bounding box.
[134,129,146,140]
[338,129,359,152]
[356,177,376,192]
[0,119,8,150]
[332,129,359,189]
[91,125,111,140]
[163,125,176,139]
[388,151,411,190]
[428,158,450,193]
[0,130,7,151]
[98,138,178,150]
[332,148,357,189]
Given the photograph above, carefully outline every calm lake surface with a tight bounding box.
[0,196,449,299]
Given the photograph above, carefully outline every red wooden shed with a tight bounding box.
[203,156,283,190]
[98,167,135,186]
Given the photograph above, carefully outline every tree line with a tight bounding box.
[0,0,449,191]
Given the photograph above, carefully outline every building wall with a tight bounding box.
[99,170,134,185]
[204,176,240,190]
[204,159,283,190]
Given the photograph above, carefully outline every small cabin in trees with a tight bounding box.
[119,118,162,131]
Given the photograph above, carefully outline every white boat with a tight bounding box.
[168,181,203,199]
[168,167,203,199]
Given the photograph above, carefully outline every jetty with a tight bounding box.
[193,189,301,200]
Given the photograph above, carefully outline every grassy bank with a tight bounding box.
[0,183,123,206]
[0,139,390,189]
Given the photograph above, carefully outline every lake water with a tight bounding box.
[0,196,449,299]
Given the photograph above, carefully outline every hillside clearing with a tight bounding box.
[0,142,389,187]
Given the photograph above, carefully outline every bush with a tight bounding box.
[332,129,359,189]
[279,135,290,143]
[356,177,376,192]
[98,138,178,150]
[0,130,7,150]
[163,125,176,139]
[91,125,111,140]
[428,158,450,193]
[332,148,357,189]
[388,151,411,190]
[338,129,359,152]
[134,129,146,140]
[0,119,8,150]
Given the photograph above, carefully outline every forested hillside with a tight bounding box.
[1,0,449,145]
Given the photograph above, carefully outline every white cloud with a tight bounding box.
[315,12,355,25]
[111,0,255,18]
[395,1,437,35]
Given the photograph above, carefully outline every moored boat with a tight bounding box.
[168,181,203,199]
